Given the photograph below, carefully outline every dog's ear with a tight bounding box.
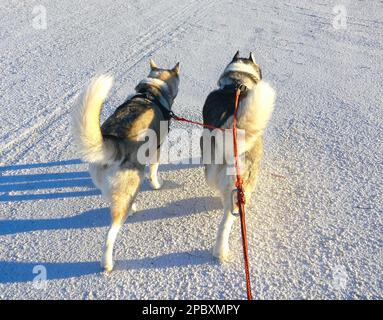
[249,52,256,64]
[150,59,158,70]
[232,50,240,61]
[173,62,180,74]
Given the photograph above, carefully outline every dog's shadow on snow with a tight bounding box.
[0,159,219,284]
[0,250,215,284]
[0,159,188,202]
[0,196,221,283]
[0,196,221,236]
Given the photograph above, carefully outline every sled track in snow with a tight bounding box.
[1,0,218,164]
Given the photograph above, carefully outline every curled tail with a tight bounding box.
[239,80,276,133]
[71,74,115,164]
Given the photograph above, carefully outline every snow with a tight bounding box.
[0,0,382,299]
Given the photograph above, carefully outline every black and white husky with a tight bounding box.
[201,51,276,261]
[71,60,180,272]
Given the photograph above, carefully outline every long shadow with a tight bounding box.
[0,159,97,201]
[0,158,202,174]
[0,189,101,201]
[0,196,221,236]
[0,159,218,285]
[1,177,182,203]
[0,175,181,202]
[0,171,90,184]
[0,250,214,284]
[0,159,195,202]
[0,174,99,202]
[0,159,82,172]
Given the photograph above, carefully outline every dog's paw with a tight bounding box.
[150,176,163,190]
[212,246,233,263]
[131,202,138,212]
[125,203,138,218]
[101,258,114,273]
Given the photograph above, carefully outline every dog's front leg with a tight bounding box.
[149,147,163,190]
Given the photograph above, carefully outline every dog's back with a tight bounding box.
[202,85,248,129]
[100,97,167,167]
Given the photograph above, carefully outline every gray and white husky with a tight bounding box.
[71,59,180,272]
[201,51,276,262]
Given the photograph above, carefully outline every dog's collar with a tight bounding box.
[221,83,248,93]
[135,78,172,110]
[218,62,260,87]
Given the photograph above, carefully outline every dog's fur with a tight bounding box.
[201,51,276,261]
[71,60,180,272]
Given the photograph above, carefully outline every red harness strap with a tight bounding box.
[170,88,253,300]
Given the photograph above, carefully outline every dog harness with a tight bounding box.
[134,91,172,121]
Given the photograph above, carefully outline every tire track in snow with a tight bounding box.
[0,0,195,149]
[1,0,218,164]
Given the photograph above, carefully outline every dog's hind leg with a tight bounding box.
[101,168,143,272]
[213,190,238,262]
[148,148,163,190]
[213,184,253,262]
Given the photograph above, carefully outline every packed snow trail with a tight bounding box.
[0,0,382,299]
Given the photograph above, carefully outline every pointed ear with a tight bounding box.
[249,52,256,63]
[150,59,158,70]
[173,62,180,74]
[232,50,240,61]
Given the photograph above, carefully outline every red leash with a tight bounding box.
[169,112,226,131]
[232,88,253,300]
[170,87,253,300]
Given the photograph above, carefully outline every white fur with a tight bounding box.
[71,74,115,164]
[210,80,276,165]
[222,61,259,78]
[237,80,276,135]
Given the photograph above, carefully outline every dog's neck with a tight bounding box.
[218,62,260,89]
[135,78,172,110]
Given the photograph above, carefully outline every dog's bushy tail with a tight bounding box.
[239,80,276,133]
[71,74,115,164]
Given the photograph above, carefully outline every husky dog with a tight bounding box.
[72,60,180,272]
[201,51,276,262]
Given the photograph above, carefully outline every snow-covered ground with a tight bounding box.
[0,0,382,299]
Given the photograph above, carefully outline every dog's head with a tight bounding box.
[148,59,180,100]
[135,60,180,109]
[218,51,262,89]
